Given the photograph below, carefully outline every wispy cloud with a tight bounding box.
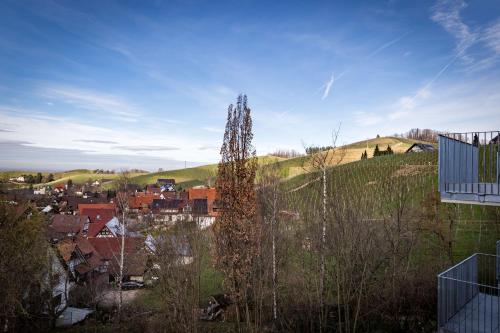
[115,145,179,152]
[198,144,219,151]
[73,139,118,144]
[40,85,141,122]
[354,111,383,127]
[431,0,477,60]
[0,128,15,133]
[483,19,500,55]
[321,73,335,100]
[202,126,223,133]
[367,31,411,59]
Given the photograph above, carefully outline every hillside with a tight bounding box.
[109,136,427,188]
[261,136,430,180]
[123,155,288,189]
[280,150,500,260]
[0,169,148,189]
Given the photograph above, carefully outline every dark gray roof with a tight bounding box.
[405,143,436,153]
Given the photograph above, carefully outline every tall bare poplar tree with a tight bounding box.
[214,94,259,327]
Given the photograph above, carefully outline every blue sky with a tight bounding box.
[1,0,499,171]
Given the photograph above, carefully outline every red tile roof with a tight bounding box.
[88,237,146,276]
[81,208,115,223]
[56,236,102,272]
[188,187,217,202]
[51,215,89,235]
[78,203,115,215]
[86,221,112,238]
[128,194,157,209]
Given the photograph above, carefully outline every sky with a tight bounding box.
[1,0,500,171]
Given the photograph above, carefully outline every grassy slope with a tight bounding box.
[123,155,288,189]
[281,150,500,260]
[260,136,426,180]
[0,169,148,188]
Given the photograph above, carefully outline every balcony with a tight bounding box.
[438,251,500,332]
[438,131,500,206]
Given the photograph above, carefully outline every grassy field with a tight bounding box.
[280,150,500,261]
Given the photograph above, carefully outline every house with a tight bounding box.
[78,203,115,216]
[56,237,106,284]
[16,176,25,182]
[192,198,208,215]
[88,237,147,282]
[146,185,162,194]
[405,143,436,153]
[34,187,46,195]
[54,184,66,191]
[188,187,217,214]
[188,187,217,201]
[48,215,90,239]
[86,217,123,238]
[47,247,74,315]
[151,198,184,214]
[145,234,193,265]
[160,184,176,192]
[81,208,115,224]
[157,178,175,186]
[62,197,108,212]
[128,194,158,211]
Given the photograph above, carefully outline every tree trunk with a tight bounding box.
[118,210,125,322]
[272,185,278,322]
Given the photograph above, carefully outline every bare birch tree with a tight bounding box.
[302,124,345,331]
[114,171,130,322]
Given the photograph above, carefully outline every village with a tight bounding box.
[3,177,220,327]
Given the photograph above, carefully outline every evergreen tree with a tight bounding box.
[387,145,393,155]
[47,173,54,182]
[35,172,43,184]
[67,179,73,188]
[373,144,380,157]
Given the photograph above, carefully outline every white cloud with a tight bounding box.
[0,106,218,163]
[202,126,223,133]
[39,85,141,122]
[483,20,500,54]
[321,73,335,100]
[354,111,383,127]
[367,32,410,59]
[431,0,477,59]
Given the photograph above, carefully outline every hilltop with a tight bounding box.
[125,136,426,188]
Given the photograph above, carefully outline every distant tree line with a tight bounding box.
[270,149,304,158]
[92,169,116,174]
[305,145,333,155]
[19,173,54,184]
[394,128,440,143]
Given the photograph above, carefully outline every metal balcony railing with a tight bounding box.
[438,252,500,333]
[438,131,500,205]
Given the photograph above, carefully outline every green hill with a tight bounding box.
[280,150,500,260]
[122,155,288,190]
